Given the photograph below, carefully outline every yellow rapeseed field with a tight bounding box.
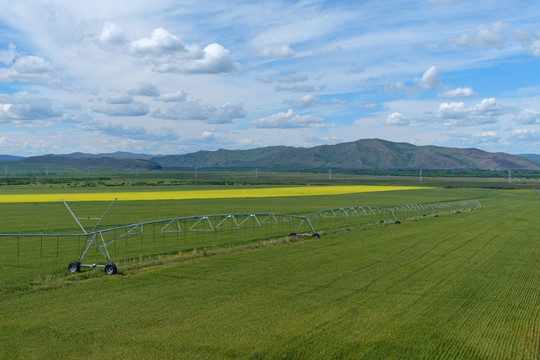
[0,185,426,203]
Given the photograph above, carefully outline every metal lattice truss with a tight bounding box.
[0,199,481,274]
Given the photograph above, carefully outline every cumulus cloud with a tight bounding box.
[153,101,246,124]
[514,109,540,124]
[97,22,128,49]
[473,131,500,142]
[247,43,295,59]
[416,66,442,90]
[385,112,409,126]
[0,55,56,83]
[437,98,508,126]
[438,87,477,98]
[446,21,510,48]
[157,90,186,103]
[130,28,188,56]
[284,95,319,107]
[0,93,61,122]
[251,109,324,128]
[95,26,238,75]
[128,82,160,97]
[154,43,236,74]
[509,128,539,142]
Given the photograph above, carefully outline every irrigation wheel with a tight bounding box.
[104,262,117,275]
[68,261,80,273]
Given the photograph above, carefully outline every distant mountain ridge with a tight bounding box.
[1,139,539,170]
[150,139,540,170]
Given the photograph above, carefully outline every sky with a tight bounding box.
[1,0,540,156]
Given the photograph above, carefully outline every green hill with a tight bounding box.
[152,139,540,170]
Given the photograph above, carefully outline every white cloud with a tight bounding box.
[446,21,510,48]
[128,82,160,97]
[95,26,239,75]
[385,112,409,126]
[473,131,499,141]
[514,109,540,124]
[509,128,539,142]
[130,28,187,56]
[158,90,186,103]
[97,22,128,49]
[284,95,319,107]
[0,93,61,122]
[0,55,56,83]
[416,66,442,91]
[251,109,324,128]
[437,101,467,118]
[437,98,508,126]
[154,43,236,74]
[438,87,477,98]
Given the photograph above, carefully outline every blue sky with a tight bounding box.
[1,0,540,156]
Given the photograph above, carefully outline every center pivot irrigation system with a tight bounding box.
[0,199,482,275]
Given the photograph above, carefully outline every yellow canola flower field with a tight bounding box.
[0,185,426,203]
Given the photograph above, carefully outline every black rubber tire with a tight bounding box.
[312,233,320,238]
[104,262,117,275]
[68,261,80,273]
[395,221,401,224]
[289,232,297,237]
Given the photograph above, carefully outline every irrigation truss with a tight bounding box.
[0,200,481,274]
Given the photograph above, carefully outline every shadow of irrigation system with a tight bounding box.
[0,199,482,275]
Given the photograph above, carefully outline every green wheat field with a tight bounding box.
[1,183,539,359]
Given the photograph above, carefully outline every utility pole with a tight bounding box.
[508,170,511,184]
[255,169,258,179]
[419,169,422,182]
[329,169,332,181]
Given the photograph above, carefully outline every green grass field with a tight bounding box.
[1,185,539,359]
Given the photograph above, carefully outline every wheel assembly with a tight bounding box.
[104,262,117,275]
[68,261,81,273]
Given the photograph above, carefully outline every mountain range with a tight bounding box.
[1,139,539,170]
